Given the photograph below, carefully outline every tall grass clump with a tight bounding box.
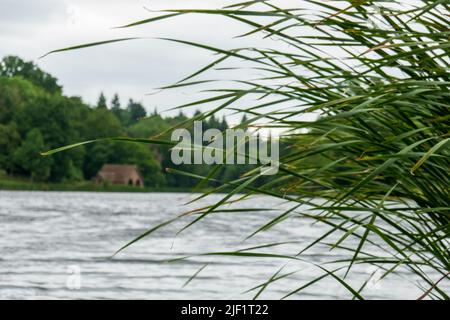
[43,0,449,299]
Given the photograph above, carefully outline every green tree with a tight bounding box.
[82,109,124,178]
[110,93,131,125]
[128,114,170,138]
[220,116,228,132]
[0,76,39,124]
[84,108,123,139]
[127,99,146,123]
[97,92,107,109]
[111,93,120,110]
[13,128,53,181]
[240,114,248,128]
[8,82,91,182]
[0,122,20,174]
[0,56,61,94]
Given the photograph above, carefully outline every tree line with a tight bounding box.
[0,55,267,188]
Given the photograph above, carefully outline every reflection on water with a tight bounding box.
[0,191,434,299]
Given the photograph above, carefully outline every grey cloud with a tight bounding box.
[0,0,64,24]
[0,0,301,122]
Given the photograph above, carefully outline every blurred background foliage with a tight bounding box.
[0,55,271,188]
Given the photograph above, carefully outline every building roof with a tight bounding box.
[96,164,144,184]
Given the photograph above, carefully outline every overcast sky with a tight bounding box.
[0,0,331,133]
[0,1,274,117]
[1,0,419,124]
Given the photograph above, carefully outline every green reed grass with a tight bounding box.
[42,0,449,299]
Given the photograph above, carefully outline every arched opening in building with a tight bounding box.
[128,179,133,186]
[136,180,141,187]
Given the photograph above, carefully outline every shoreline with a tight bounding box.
[0,176,198,193]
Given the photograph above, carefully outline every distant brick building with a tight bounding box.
[95,164,144,187]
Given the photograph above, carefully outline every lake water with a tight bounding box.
[0,191,435,299]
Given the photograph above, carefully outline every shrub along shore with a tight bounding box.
[0,171,197,193]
